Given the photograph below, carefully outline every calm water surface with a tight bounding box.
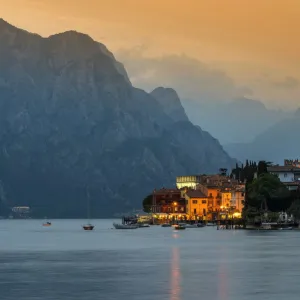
[1,219,300,300]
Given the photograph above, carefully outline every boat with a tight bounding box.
[278,227,293,230]
[42,221,52,227]
[206,222,216,226]
[83,223,95,231]
[113,223,139,229]
[259,223,272,230]
[138,223,150,228]
[161,223,171,227]
[174,224,186,230]
[183,223,205,228]
[83,185,95,231]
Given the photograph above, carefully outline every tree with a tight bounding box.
[257,160,273,176]
[288,199,300,222]
[247,173,290,212]
[142,194,153,213]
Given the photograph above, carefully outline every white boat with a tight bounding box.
[259,223,272,230]
[138,223,150,228]
[113,223,139,229]
[278,227,293,230]
[206,222,216,226]
[183,223,205,228]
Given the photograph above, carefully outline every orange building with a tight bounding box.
[184,190,208,220]
[207,186,222,220]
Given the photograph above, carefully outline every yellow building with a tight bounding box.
[185,190,208,220]
[231,189,245,215]
[221,190,232,209]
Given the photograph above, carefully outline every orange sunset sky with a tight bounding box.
[1,0,300,109]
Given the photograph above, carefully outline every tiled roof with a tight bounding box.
[268,166,300,172]
[186,190,207,198]
[283,182,300,186]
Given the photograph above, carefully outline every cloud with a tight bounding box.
[273,76,299,89]
[116,47,250,103]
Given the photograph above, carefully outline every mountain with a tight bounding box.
[0,19,235,217]
[150,87,189,122]
[181,97,291,144]
[224,111,300,163]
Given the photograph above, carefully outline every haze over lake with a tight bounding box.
[1,219,300,300]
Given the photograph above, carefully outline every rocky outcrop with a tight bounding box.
[0,20,235,217]
[150,87,188,122]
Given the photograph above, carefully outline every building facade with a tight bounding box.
[151,188,187,221]
[185,190,208,220]
[176,175,201,189]
[268,165,300,190]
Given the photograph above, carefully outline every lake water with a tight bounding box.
[1,219,300,300]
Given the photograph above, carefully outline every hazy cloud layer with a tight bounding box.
[116,47,249,103]
[273,76,299,89]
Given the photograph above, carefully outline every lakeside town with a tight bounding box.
[142,159,300,229]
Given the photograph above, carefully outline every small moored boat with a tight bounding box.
[83,224,95,231]
[206,222,216,226]
[174,224,186,230]
[83,186,94,231]
[138,223,150,228]
[113,223,139,229]
[43,221,52,227]
[161,223,171,227]
[278,227,293,230]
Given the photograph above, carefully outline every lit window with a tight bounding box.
[192,200,198,204]
[202,200,207,204]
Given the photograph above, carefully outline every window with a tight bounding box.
[284,173,287,178]
[193,208,197,214]
[180,207,184,212]
[192,200,198,204]
[203,209,206,216]
[209,193,212,197]
[202,200,207,204]
[175,207,178,212]
[241,193,244,197]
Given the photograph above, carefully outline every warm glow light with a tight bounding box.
[173,202,177,206]
[233,212,241,218]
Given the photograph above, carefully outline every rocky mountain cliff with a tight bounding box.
[0,19,235,217]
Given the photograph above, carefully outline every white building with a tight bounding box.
[176,175,201,189]
[268,166,300,190]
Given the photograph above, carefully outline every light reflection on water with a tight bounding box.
[1,219,300,300]
[170,247,180,300]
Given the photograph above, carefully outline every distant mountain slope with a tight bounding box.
[224,111,300,163]
[182,97,291,144]
[0,19,235,217]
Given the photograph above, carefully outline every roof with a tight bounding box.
[283,182,300,186]
[186,190,207,198]
[268,166,300,173]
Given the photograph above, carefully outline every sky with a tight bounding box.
[1,0,300,109]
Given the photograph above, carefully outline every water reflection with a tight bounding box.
[217,259,228,300]
[170,247,181,300]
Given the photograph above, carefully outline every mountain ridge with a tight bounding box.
[0,20,235,217]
